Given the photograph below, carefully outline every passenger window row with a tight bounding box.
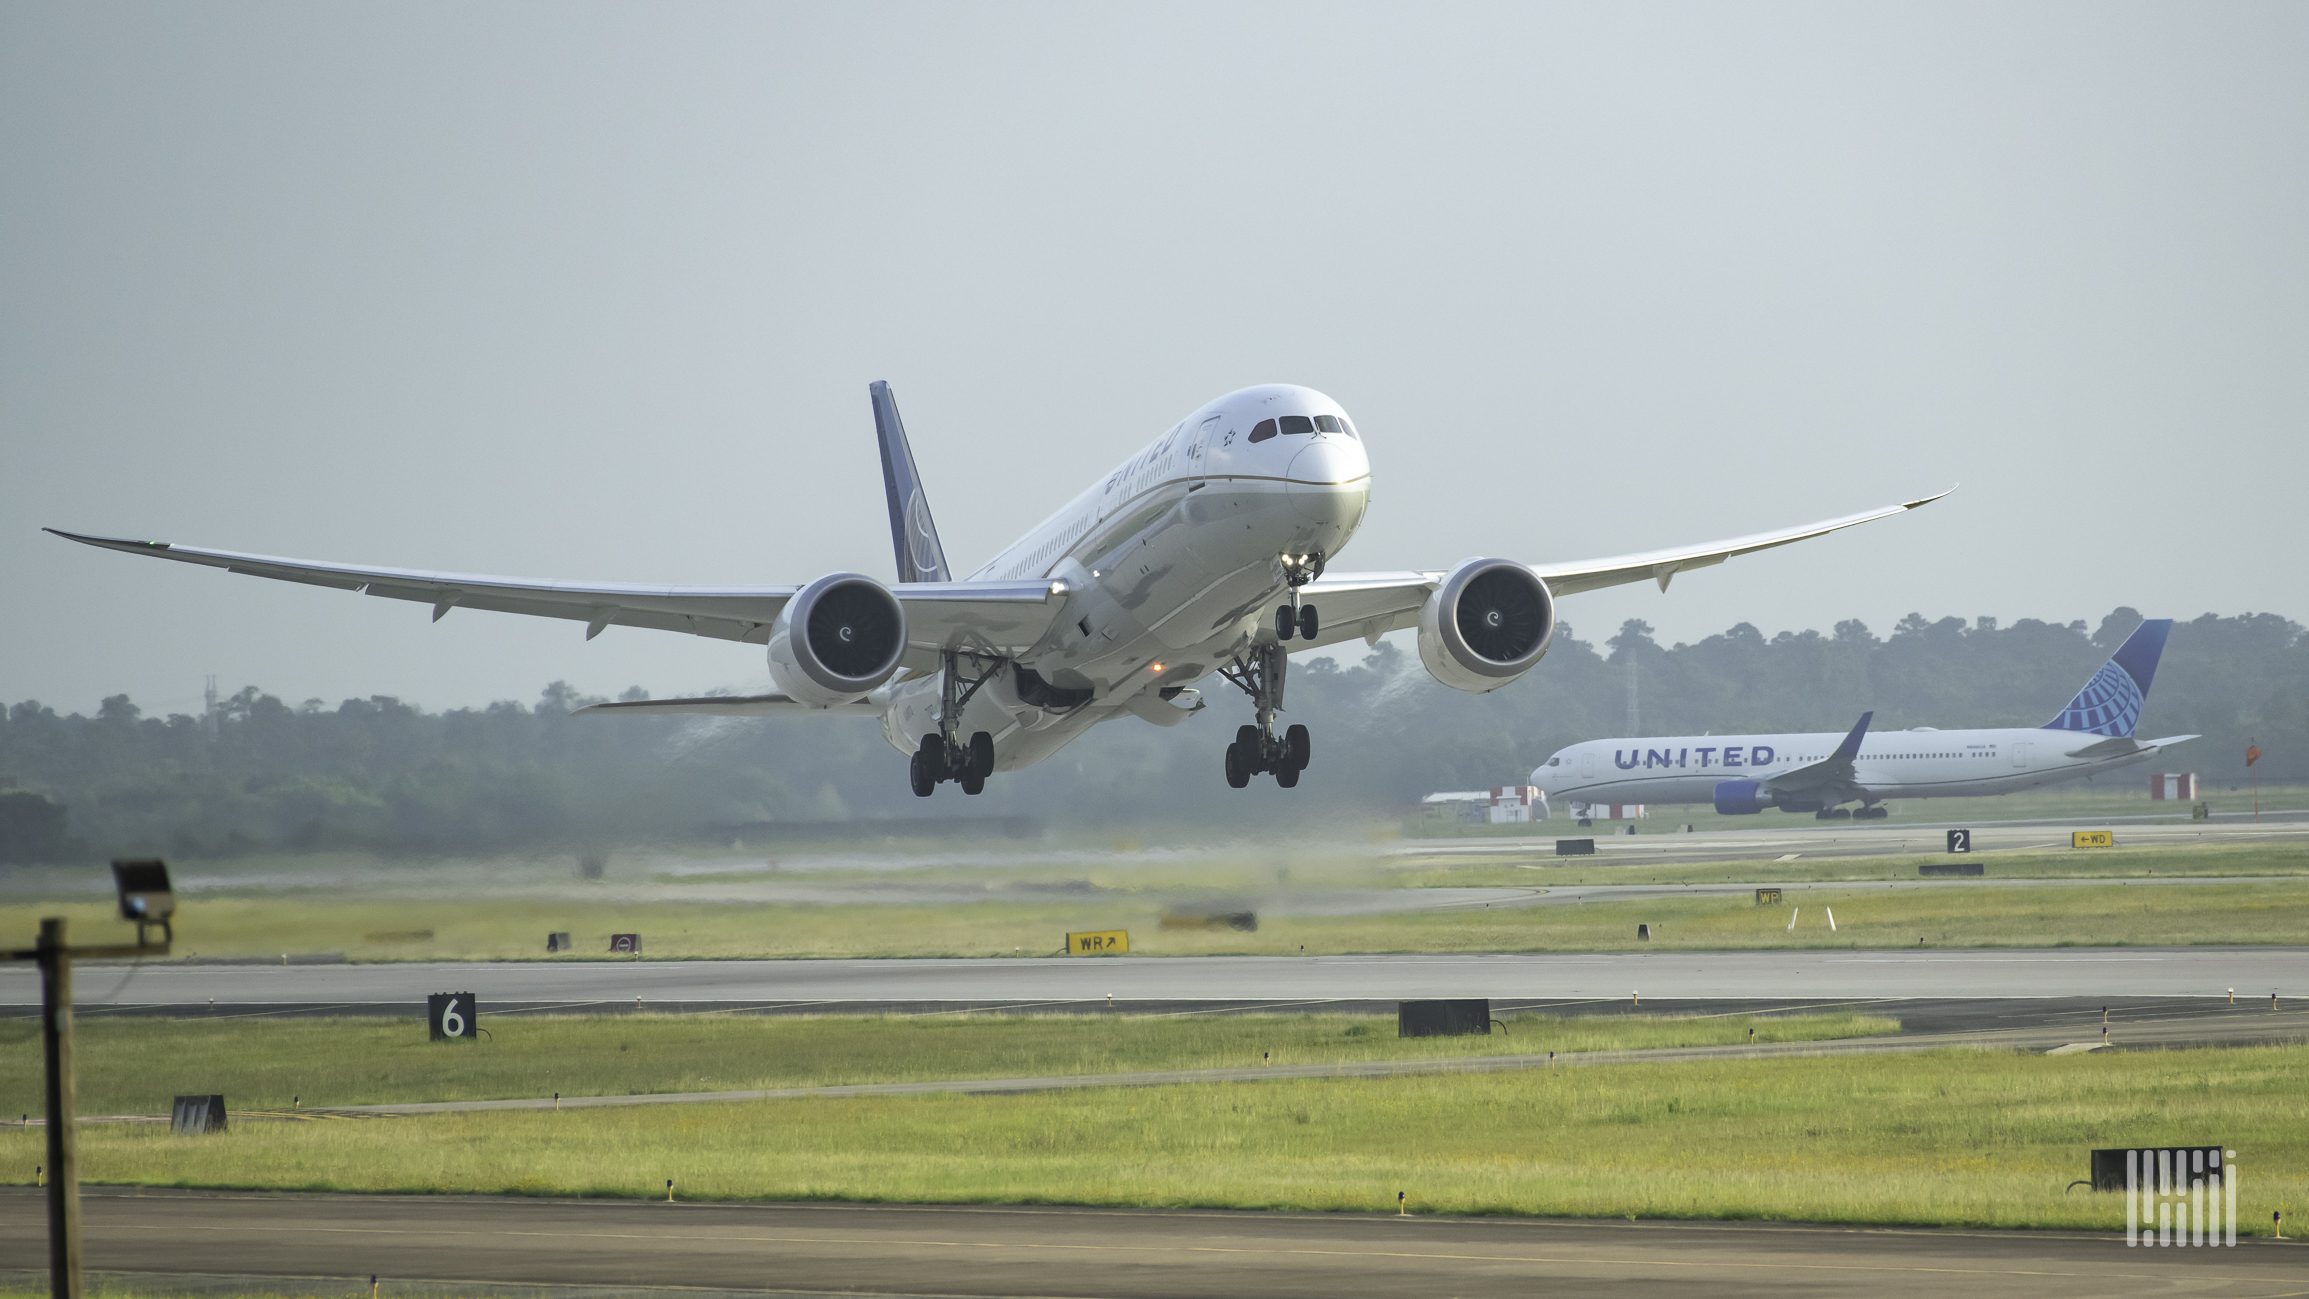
[1248,413,1357,444]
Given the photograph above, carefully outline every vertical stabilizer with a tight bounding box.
[870,381,951,584]
[2044,619,2174,736]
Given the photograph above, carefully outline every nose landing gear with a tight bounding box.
[1217,640,1310,789]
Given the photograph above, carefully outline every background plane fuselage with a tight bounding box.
[1533,727,2168,807]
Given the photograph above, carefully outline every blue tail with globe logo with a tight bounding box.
[2043,619,2174,738]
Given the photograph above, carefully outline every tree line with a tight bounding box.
[1,607,2298,862]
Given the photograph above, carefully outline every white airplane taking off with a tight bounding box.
[1530,620,2196,820]
[50,383,1943,798]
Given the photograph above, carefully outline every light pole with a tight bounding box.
[3,861,176,1299]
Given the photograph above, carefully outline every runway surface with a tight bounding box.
[1395,815,2309,865]
[8,1188,2300,1298]
[11,946,2301,1009]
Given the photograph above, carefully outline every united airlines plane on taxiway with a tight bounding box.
[51,383,1943,798]
[1531,620,2195,820]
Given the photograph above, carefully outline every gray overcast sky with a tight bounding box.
[5,3,2305,719]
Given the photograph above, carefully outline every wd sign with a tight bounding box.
[1066,929,1128,955]
[2072,830,2116,849]
[428,991,477,1042]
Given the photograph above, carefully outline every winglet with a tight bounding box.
[1899,485,1956,511]
[45,527,174,553]
[871,381,951,584]
[1832,711,1874,762]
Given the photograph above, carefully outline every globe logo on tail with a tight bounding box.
[904,488,945,582]
[2051,661,2144,737]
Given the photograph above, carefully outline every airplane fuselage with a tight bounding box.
[877,384,1372,770]
[1534,727,2172,807]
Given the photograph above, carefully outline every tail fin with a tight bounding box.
[1831,711,1874,762]
[870,381,951,584]
[2044,619,2173,736]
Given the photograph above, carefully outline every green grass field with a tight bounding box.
[8,1045,2299,1235]
[5,874,2304,961]
[0,1011,1897,1116]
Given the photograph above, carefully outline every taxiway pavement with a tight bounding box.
[11,946,2300,1009]
[7,1189,2299,1298]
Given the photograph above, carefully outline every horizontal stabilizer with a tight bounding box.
[574,694,880,718]
[2062,736,2141,761]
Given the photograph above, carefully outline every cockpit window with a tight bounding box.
[1314,415,1341,433]
[1338,416,1358,438]
[1248,419,1277,443]
[1280,415,1314,436]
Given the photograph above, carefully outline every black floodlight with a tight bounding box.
[112,858,175,944]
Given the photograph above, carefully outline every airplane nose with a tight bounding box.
[1285,438,1369,521]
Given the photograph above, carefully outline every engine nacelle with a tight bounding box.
[1416,558,1555,694]
[766,572,908,707]
[1714,780,1769,815]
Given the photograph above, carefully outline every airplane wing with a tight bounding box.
[572,693,881,717]
[1290,490,1950,654]
[1765,712,1873,796]
[43,528,1063,665]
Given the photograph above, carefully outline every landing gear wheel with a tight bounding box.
[909,747,937,798]
[1236,724,1261,755]
[1275,763,1300,788]
[1284,723,1311,771]
[1297,605,1319,640]
[961,773,986,796]
[1275,605,1296,641]
[1224,742,1250,788]
[967,731,995,780]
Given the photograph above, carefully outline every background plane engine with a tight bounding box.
[1416,558,1555,694]
[766,572,908,706]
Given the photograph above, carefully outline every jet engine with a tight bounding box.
[1416,558,1554,693]
[1713,780,1770,815]
[767,572,908,707]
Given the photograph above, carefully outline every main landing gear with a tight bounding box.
[1217,639,1310,789]
[912,729,993,796]
[910,649,1000,797]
